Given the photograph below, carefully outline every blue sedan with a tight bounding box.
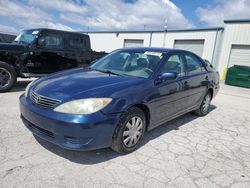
[19,48,220,153]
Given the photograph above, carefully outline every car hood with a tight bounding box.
[33,68,143,101]
[0,42,28,51]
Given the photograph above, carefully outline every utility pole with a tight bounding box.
[163,19,168,47]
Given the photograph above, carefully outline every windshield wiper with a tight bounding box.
[91,68,125,76]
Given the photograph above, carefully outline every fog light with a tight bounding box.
[65,136,92,145]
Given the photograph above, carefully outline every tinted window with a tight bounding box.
[44,34,63,49]
[185,54,206,74]
[161,54,185,76]
[66,35,86,51]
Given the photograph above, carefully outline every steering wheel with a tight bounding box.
[142,68,153,75]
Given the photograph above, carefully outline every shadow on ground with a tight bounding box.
[35,105,217,164]
[9,80,33,92]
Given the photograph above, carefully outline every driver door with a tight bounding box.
[150,53,191,128]
[31,31,66,73]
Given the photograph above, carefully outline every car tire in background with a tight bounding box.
[111,107,146,154]
[0,61,17,92]
[193,92,212,116]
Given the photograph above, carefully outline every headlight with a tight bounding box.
[54,98,112,115]
[25,80,35,97]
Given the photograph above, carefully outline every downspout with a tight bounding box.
[211,28,219,65]
[149,32,153,47]
[163,30,167,47]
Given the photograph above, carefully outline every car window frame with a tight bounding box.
[157,52,187,78]
[184,52,207,76]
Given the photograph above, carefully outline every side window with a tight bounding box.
[80,37,87,51]
[185,54,206,75]
[44,34,63,49]
[66,35,86,51]
[161,54,185,76]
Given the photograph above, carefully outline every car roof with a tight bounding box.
[22,28,88,36]
[118,47,190,53]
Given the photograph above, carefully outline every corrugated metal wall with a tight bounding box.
[88,29,222,67]
[218,22,250,78]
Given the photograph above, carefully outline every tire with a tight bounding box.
[193,92,212,116]
[0,62,17,92]
[111,107,146,154]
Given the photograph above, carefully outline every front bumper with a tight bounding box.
[19,94,121,151]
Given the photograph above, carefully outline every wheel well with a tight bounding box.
[133,104,150,130]
[208,88,213,99]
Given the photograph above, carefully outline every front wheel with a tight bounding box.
[111,107,146,154]
[0,62,17,92]
[193,92,212,116]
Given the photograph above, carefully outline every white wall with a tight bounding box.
[151,30,220,63]
[217,22,250,78]
[89,30,220,65]
[89,33,151,52]
[88,23,250,79]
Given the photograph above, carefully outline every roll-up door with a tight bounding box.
[174,40,204,57]
[124,39,144,48]
[228,45,250,67]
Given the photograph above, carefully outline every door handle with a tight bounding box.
[205,76,209,81]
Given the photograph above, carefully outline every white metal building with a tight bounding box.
[86,20,250,79]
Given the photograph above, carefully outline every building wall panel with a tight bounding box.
[218,23,250,77]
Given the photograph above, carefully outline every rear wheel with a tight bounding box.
[111,107,146,154]
[193,92,212,116]
[0,62,17,92]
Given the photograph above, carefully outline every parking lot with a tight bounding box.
[0,79,250,188]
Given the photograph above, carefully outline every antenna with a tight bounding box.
[164,19,168,31]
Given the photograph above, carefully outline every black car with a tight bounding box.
[0,28,106,92]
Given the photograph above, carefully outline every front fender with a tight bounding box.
[101,80,155,114]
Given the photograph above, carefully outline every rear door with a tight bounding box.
[184,52,209,108]
[64,34,92,68]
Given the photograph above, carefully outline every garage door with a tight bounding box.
[174,40,204,57]
[124,39,144,48]
[228,45,250,67]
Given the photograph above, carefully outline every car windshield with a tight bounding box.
[91,50,164,78]
[13,30,39,45]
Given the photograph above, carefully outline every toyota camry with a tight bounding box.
[19,48,220,153]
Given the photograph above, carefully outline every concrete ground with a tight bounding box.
[0,79,250,188]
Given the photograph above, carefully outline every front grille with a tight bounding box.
[28,121,54,138]
[30,91,61,109]
[21,115,54,138]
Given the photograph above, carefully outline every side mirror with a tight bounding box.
[159,72,177,81]
[90,59,98,65]
[37,37,45,47]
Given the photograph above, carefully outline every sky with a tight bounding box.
[0,0,250,34]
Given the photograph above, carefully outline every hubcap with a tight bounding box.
[0,68,11,88]
[123,116,143,147]
[202,94,211,112]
